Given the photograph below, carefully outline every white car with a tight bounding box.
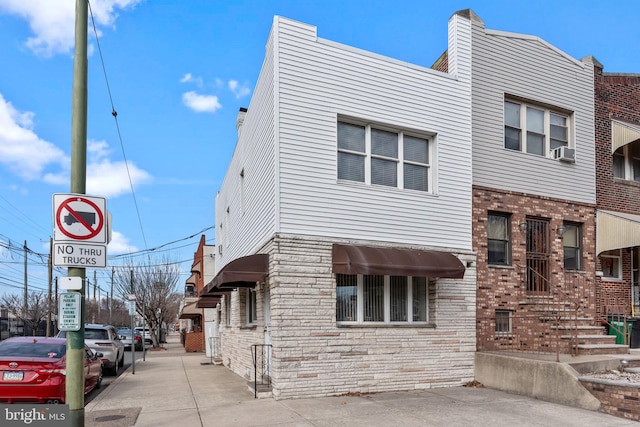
[58,324,124,376]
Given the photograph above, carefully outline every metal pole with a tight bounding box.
[23,240,27,336]
[67,0,88,424]
[47,238,52,337]
[131,305,135,375]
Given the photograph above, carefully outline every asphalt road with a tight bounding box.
[85,348,144,404]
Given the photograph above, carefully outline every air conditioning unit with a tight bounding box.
[552,146,575,163]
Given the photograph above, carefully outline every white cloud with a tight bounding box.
[182,91,222,113]
[228,80,251,99]
[0,94,68,180]
[180,73,203,87]
[0,0,142,57]
[107,230,138,255]
[85,139,152,198]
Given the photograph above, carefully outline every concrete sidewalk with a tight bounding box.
[85,334,639,427]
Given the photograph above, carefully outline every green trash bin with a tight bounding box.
[608,319,631,345]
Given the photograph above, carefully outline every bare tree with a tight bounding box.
[112,256,181,347]
[1,292,50,336]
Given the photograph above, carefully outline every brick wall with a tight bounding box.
[580,379,640,422]
[185,331,205,352]
[593,64,640,318]
[473,186,597,352]
[219,234,477,400]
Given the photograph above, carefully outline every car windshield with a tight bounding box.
[0,342,66,359]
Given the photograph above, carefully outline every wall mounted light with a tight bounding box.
[557,225,567,236]
[519,221,527,232]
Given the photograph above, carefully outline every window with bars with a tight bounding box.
[336,274,428,324]
[337,121,431,192]
[504,99,570,157]
[495,310,512,336]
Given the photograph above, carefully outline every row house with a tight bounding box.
[201,12,476,399]
[594,62,640,326]
[179,234,216,353]
[199,9,632,400]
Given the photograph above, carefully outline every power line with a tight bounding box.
[88,0,148,253]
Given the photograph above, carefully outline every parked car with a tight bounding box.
[57,324,124,376]
[117,328,142,351]
[0,336,102,403]
[134,326,153,344]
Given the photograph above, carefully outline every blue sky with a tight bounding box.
[0,0,639,298]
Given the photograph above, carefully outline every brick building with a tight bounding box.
[593,61,640,323]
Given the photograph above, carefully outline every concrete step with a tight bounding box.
[247,381,273,399]
[561,335,617,346]
[574,343,630,355]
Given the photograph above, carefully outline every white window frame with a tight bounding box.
[600,249,622,281]
[504,98,572,157]
[495,310,513,337]
[337,120,432,192]
[336,274,429,325]
[613,141,640,182]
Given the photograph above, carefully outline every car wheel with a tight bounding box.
[107,358,119,376]
[96,368,103,389]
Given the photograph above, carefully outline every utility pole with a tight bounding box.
[47,238,52,337]
[23,240,27,336]
[67,0,88,424]
[109,267,114,324]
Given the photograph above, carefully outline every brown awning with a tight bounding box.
[178,301,202,319]
[202,254,269,293]
[196,296,221,308]
[332,244,465,279]
[185,273,197,286]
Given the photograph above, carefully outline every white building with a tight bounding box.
[201,12,479,399]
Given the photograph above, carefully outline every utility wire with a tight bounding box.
[88,0,148,252]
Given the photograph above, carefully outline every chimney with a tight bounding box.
[236,107,247,136]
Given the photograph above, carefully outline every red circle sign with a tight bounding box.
[56,197,105,241]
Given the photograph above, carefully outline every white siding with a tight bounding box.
[469,18,596,203]
[215,25,277,270]
[275,17,473,251]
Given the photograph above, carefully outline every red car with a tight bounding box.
[0,336,103,404]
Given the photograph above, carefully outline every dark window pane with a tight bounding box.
[338,122,365,152]
[371,128,398,158]
[338,152,364,182]
[505,127,521,150]
[371,158,397,187]
[404,164,428,191]
[363,275,384,322]
[390,276,407,321]
[336,274,357,321]
[526,132,544,155]
[404,135,428,163]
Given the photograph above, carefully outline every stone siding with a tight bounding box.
[218,234,476,400]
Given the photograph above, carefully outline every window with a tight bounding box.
[504,99,570,157]
[336,274,428,324]
[338,121,431,192]
[495,310,512,336]
[488,212,511,265]
[224,294,231,325]
[563,222,582,270]
[246,288,257,324]
[601,249,622,280]
[613,141,640,181]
